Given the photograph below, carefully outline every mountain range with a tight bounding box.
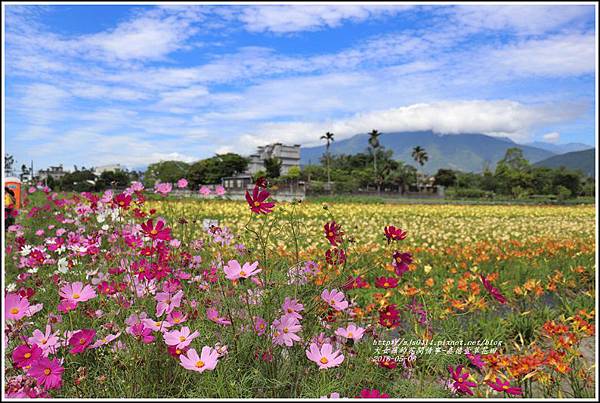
[300,131,594,175]
[534,149,596,178]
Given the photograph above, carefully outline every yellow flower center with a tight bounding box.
[320,357,329,364]
[330,299,335,305]
[328,232,334,237]
[458,377,464,383]
[10,308,19,315]
[176,349,182,355]
[173,318,180,323]
[384,282,390,287]
[347,332,353,338]
[260,324,265,329]
[119,201,125,206]
[44,368,51,376]
[283,327,289,334]
[239,271,247,277]
[79,338,87,345]
[502,385,509,390]
[102,338,108,343]
[24,352,32,359]
[254,201,261,207]
[179,336,186,342]
[41,339,47,344]
[73,293,80,299]
[287,308,293,313]
[155,321,161,327]
[195,360,205,368]
[150,229,158,235]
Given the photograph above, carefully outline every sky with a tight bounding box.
[3,3,597,170]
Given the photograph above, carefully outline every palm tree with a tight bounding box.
[320,132,335,192]
[411,146,429,190]
[368,129,381,182]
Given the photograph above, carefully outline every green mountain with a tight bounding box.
[300,131,556,174]
[533,148,595,178]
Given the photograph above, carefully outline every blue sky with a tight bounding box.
[4,3,597,170]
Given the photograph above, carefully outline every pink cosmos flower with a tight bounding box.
[206,308,231,325]
[321,392,342,399]
[155,290,184,317]
[163,326,200,349]
[25,303,44,318]
[12,344,43,368]
[59,282,97,304]
[199,185,211,196]
[176,178,188,188]
[89,333,121,349]
[272,315,302,347]
[215,185,226,196]
[141,318,172,333]
[27,357,64,390]
[487,378,523,395]
[306,342,345,369]
[281,298,304,320]
[130,323,155,344]
[254,316,268,336]
[335,324,365,342]
[154,182,173,196]
[179,347,219,373]
[28,325,59,356]
[321,289,348,311]
[223,259,261,281]
[5,293,30,321]
[68,329,96,354]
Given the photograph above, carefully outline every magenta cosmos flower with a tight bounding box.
[130,323,155,344]
[215,185,226,196]
[448,365,477,395]
[392,251,412,276]
[163,326,200,349]
[27,357,64,390]
[5,293,30,321]
[245,185,275,214]
[335,324,365,342]
[480,274,507,304]
[223,259,261,281]
[306,342,345,369]
[59,282,97,305]
[384,225,407,243]
[357,389,389,398]
[199,185,211,196]
[487,378,523,395]
[282,297,304,320]
[375,277,399,289]
[324,221,343,246]
[179,346,219,373]
[12,344,43,368]
[68,329,96,354]
[321,289,348,311]
[254,316,268,336]
[141,219,171,241]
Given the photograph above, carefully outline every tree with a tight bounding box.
[60,169,98,192]
[411,146,429,189]
[143,160,190,187]
[97,169,130,190]
[5,154,15,176]
[264,157,282,179]
[494,148,532,195]
[368,130,382,191]
[320,132,335,193]
[433,169,457,187]
[187,153,249,187]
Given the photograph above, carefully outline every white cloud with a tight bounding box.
[452,5,594,35]
[543,132,561,143]
[238,5,412,33]
[484,33,596,77]
[239,100,586,151]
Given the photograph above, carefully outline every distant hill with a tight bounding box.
[533,148,595,178]
[523,141,593,155]
[300,131,556,174]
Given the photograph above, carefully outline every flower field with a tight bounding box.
[3,181,596,398]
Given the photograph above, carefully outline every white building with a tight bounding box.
[94,164,123,176]
[247,143,301,175]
